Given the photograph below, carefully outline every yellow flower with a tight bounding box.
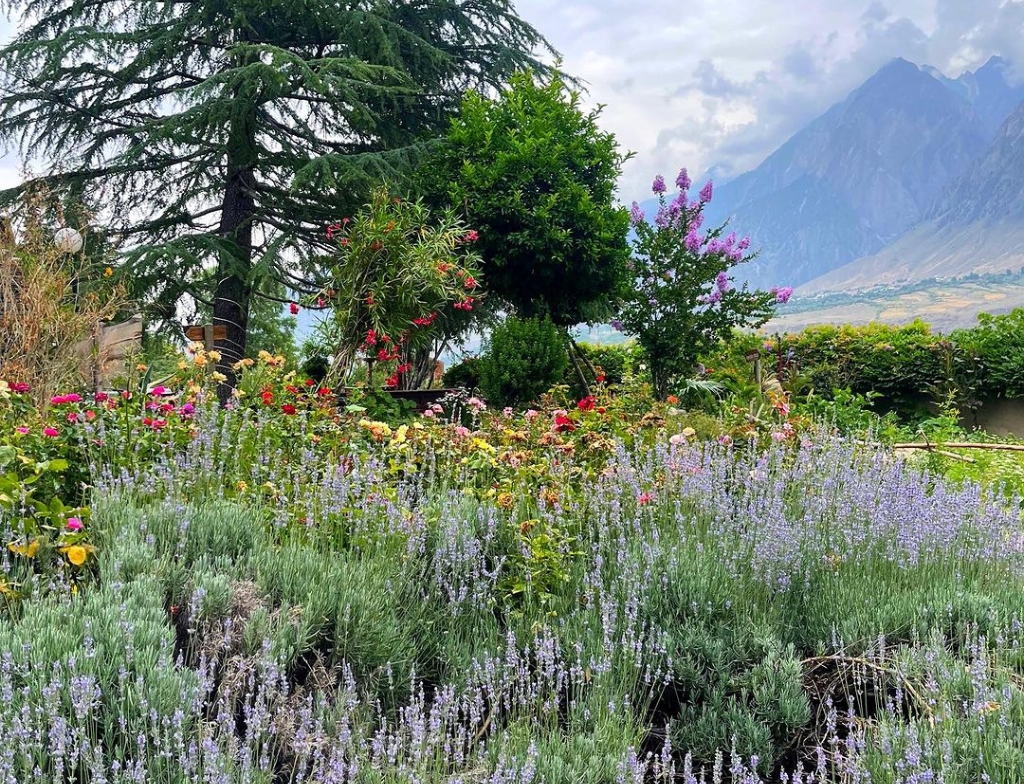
[235,480,249,493]
[193,354,208,367]
[188,341,206,353]
[136,363,148,373]
[393,425,409,444]
[210,372,227,383]
[258,350,273,363]
[207,350,222,362]
[681,427,696,438]
[177,360,189,371]
[497,492,514,510]
[471,438,496,454]
[65,545,87,566]
[8,539,39,558]
[103,266,113,277]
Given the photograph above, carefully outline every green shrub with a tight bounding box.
[950,310,1024,399]
[478,316,569,408]
[442,356,483,390]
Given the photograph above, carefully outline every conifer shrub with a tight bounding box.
[478,315,569,408]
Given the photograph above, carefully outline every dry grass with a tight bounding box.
[0,203,124,406]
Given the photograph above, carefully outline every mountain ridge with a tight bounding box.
[638,56,1024,292]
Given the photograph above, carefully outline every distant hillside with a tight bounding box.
[640,56,1024,291]
[801,97,1024,293]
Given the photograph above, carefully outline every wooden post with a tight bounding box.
[204,323,214,351]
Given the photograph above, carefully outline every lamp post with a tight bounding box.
[54,227,84,254]
[55,227,85,303]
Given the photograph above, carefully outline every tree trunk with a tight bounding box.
[212,164,255,399]
[212,41,258,402]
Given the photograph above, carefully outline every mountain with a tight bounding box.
[800,98,1024,293]
[641,57,1024,290]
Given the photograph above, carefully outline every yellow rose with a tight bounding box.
[65,545,87,566]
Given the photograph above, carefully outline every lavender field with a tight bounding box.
[2,401,1023,784]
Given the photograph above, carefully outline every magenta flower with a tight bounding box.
[15,426,29,435]
[684,229,702,252]
[652,174,666,194]
[773,286,794,304]
[629,202,645,226]
[43,427,60,437]
[676,168,691,191]
[66,518,83,532]
[716,271,730,292]
[151,385,166,396]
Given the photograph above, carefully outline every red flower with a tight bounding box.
[281,404,297,415]
[463,276,477,290]
[595,371,606,384]
[285,385,299,394]
[289,302,300,315]
[305,378,315,387]
[577,395,596,412]
[317,387,332,397]
[554,413,575,433]
[638,493,653,506]
[463,230,479,242]
[260,390,274,405]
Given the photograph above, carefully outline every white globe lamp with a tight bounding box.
[55,227,84,254]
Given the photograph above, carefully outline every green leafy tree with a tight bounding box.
[0,0,552,392]
[422,70,632,328]
[618,169,786,399]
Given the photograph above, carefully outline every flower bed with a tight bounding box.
[2,360,1023,782]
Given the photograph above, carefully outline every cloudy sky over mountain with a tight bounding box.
[0,1,1021,198]
[514,0,1024,200]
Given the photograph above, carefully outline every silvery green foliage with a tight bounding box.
[2,431,1024,782]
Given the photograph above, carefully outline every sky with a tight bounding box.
[0,1,1022,200]
[513,0,1024,200]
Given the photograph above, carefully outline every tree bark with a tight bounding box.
[212,40,257,402]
